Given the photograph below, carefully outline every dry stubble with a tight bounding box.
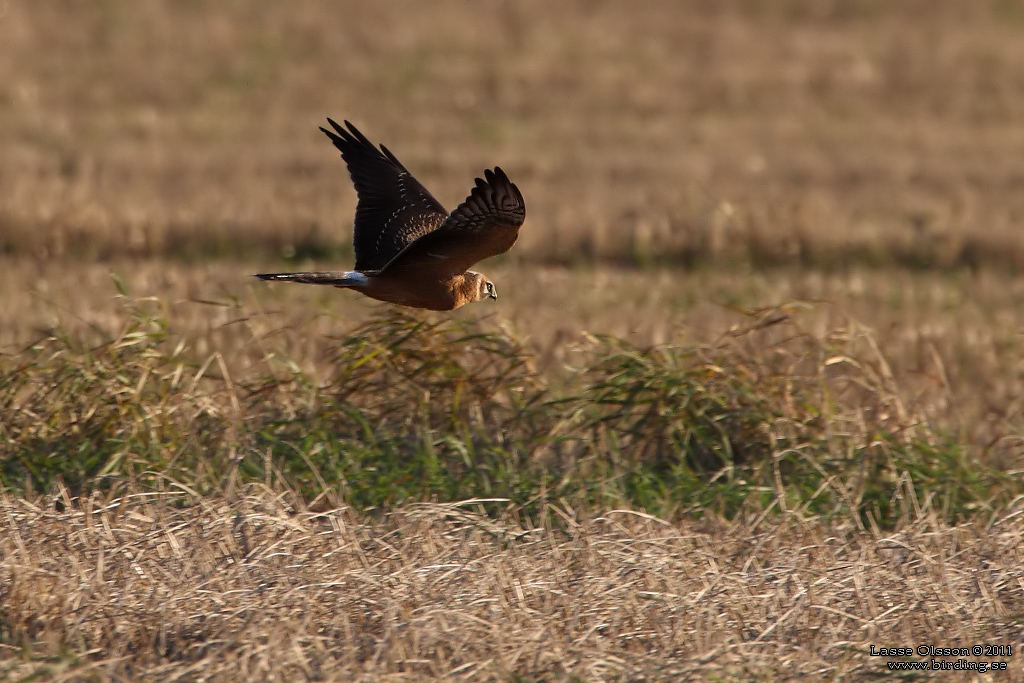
[2,488,1022,681]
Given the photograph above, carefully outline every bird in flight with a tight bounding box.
[255,119,526,311]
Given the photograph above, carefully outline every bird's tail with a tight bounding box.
[253,271,369,288]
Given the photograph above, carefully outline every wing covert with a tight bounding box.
[379,167,525,279]
[321,119,449,271]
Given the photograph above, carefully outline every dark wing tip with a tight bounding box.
[342,120,372,146]
[320,117,363,148]
[480,166,514,190]
[474,166,525,225]
[379,143,405,167]
[320,119,351,148]
[319,125,339,144]
[321,117,411,175]
[492,167,512,185]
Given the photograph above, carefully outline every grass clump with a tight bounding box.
[248,312,552,508]
[572,319,1013,527]
[1,297,1020,528]
[0,300,233,495]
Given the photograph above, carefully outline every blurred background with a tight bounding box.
[1,0,1023,424]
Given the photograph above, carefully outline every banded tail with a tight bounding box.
[253,271,369,287]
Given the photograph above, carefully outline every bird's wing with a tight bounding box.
[321,118,449,271]
[379,167,525,279]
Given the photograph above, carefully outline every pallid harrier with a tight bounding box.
[255,119,525,311]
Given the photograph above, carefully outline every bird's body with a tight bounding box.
[255,119,525,311]
[256,268,491,311]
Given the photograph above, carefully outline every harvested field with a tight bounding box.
[3,489,1023,681]
[4,1,1024,271]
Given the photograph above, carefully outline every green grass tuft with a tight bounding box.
[2,300,1020,528]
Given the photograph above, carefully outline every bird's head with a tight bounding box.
[467,271,498,303]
